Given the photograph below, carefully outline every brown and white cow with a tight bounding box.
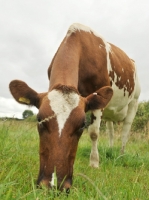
[9,23,140,191]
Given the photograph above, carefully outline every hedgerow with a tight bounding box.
[85,101,149,133]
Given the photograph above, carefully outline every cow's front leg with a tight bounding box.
[88,110,102,168]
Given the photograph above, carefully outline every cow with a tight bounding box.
[9,23,140,191]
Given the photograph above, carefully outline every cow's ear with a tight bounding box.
[9,80,46,109]
[85,86,113,112]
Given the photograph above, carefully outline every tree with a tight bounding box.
[132,101,149,132]
[22,110,34,119]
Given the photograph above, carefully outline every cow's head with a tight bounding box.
[9,80,113,191]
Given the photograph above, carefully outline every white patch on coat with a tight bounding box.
[67,23,107,42]
[88,110,103,134]
[103,79,130,122]
[67,23,92,36]
[99,44,104,48]
[48,90,80,136]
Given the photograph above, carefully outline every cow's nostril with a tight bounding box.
[62,179,72,192]
[66,188,70,194]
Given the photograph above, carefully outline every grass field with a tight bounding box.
[0,119,149,200]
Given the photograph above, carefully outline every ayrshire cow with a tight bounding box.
[9,23,140,191]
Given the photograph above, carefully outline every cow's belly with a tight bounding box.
[103,105,128,122]
[102,86,134,122]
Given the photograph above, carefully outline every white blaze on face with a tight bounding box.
[48,90,80,136]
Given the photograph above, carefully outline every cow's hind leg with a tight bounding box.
[88,110,102,168]
[121,99,138,154]
[106,121,114,147]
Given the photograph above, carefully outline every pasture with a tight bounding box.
[0,119,149,200]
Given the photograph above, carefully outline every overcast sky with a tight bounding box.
[0,0,148,118]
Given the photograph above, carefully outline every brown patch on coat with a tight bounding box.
[91,113,96,124]
[109,43,135,96]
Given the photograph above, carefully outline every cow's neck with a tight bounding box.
[49,36,80,91]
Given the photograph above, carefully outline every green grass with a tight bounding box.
[0,119,149,199]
